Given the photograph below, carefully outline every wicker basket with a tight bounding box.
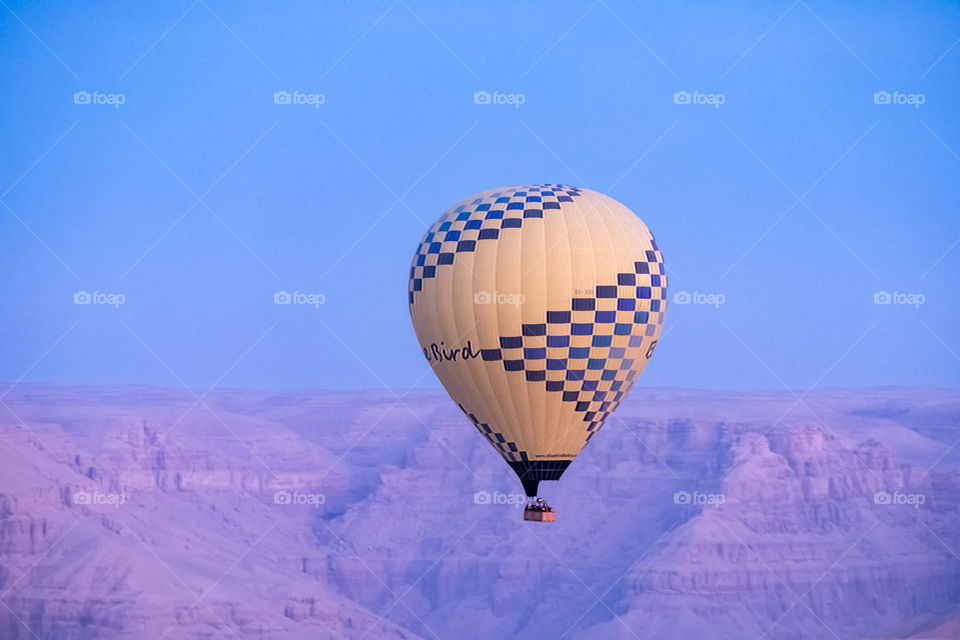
[523,509,556,522]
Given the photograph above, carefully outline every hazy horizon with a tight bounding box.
[4,380,960,393]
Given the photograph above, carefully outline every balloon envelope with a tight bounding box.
[408,185,666,496]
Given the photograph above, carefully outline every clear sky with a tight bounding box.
[1,1,958,391]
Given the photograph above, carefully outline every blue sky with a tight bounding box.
[0,0,958,391]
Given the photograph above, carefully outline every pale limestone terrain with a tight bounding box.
[0,386,958,639]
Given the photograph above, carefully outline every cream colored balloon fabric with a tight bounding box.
[408,185,666,491]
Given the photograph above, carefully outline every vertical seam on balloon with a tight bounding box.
[541,187,591,460]
[479,188,525,459]
[455,187,509,463]
[431,203,475,453]
[522,189,548,462]
[564,188,600,457]
[486,188,524,464]
[608,195,663,411]
[598,193,640,440]
[538,185,579,460]
[466,187,512,461]
[503,186,540,461]
[589,192,622,448]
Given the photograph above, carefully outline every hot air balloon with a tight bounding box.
[407,185,666,521]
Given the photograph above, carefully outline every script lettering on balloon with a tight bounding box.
[422,340,481,364]
[645,340,658,359]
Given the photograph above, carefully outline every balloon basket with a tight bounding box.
[524,497,555,522]
[524,508,556,523]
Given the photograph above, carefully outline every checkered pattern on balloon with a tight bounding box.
[408,185,666,462]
